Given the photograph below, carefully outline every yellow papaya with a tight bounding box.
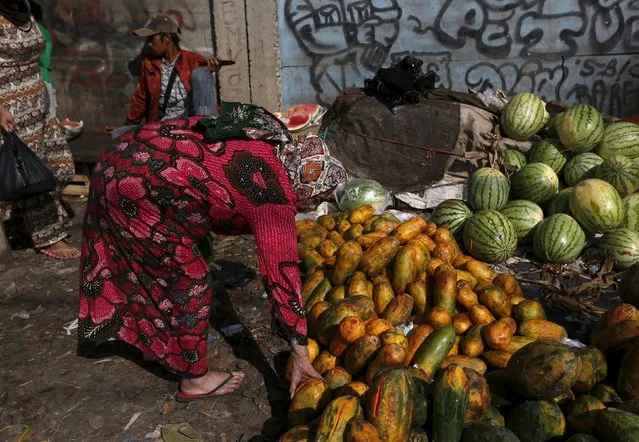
[373,279,395,316]
[343,224,365,241]
[407,280,428,315]
[302,270,325,303]
[317,239,339,258]
[464,260,497,282]
[327,230,345,248]
[518,319,568,341]
[344,334,382,375]
[362,215,381,233]
[349,204,376,224]
[357,231,387,249]
[391,216,427,243]
[372,218,400,234]
[288,378,332,426]
[456,280,479,311]
[366,318,393,337]
[359,236,402,277]
[325,285,346,304]
[348,271,369,298]
[404,324,434,365]
[316,214,336,231]
[391,245,417,296]
[330,241,364,286]
[381,294,414,326]
[433,264,457,315]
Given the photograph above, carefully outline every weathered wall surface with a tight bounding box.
[41,0,214,130]
[279,0,639,117]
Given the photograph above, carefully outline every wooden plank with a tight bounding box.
[63,174,90,197]
[0,222,11,261]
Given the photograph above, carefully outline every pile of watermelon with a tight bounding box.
[432,94,639,267]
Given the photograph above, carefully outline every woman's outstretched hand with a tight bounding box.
[288,343,323,398]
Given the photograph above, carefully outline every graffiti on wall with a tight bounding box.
[281,0,639,116]
[41,0,203,129]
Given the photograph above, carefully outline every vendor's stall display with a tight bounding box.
[281,204,639,440]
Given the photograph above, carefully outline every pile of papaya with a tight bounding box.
[280,205,639,441]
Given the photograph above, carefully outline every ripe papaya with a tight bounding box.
[573,346,607,393]
[482,350,512,369]
[518,319,568,341]
[338,316,366,344]
[325,285,346,304]
[365,367,415,442]
[453,313,474,335]
[391,216,427,243]
[348,204,375,223]
[461,324,485,357]
[362,215,381,233]
[316,214,336,231]
[359,236,402,278]
[302,270,325,303]
[565,395,605,435]
[317,239,339,259]
[391,245,417,296]
[404,324,434,366]
[432,227,456,245]
[380,328,408,350]
[327,230,345,248]
[441,356,487,376]
[348,271,369,298]
[425,306,453,329]
[483,319,514,350]
[343,224,365,241]
[478,285,511,318]
[296,218,317,236]
[344,416,384,442]
[337,219,352,235]
[465,260,497,282]
[328,335,350,358]
[453,253,474,269]
[372,218,400,234]
[456,269,478,288]
[344,334,381,375]
[357,231,387,249]
[512,300,547,324]
[434,242,459,265]
[470,305,495,325]
[288,378,332,426]
[381,293,414,325]
[330,241,363,286]
[412,233,437,252]
[365,318,393,337]
[305,279,332,312]
[463,367,490,424]
[336,381,369,404]
[407,280,428,315]
[366,343,407,385]
[426,258,445,276]
[493,273,523,297]
[312,350,339,375]
[324,367,353,391]
[434,264,458,315]
[315,395,363,442]
[456,281,479,311]
[505,336,535,354]
[406,239,430,273]
[278,425,313,442]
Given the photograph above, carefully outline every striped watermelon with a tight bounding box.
[503,149,527,172]
[511,163,559,204]
[467,167,510,211]
[546,187,574,216]
[431,199,473,234]
[563,152,604,186]
[533,214,586,264]
[500,93,549,141]
[623,193,639,232]
[555,105,605,153]
[569,179,625,233]
[462,210,518,263]
[596,122,639,160]
[598,228,639,270]
[500,200,545,244]
[528,138,568,174]
[595,155,639,197]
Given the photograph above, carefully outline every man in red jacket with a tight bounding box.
[112,14,220,139]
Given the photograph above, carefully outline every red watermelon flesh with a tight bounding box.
[287,114,312,131]
[289,103,323,120]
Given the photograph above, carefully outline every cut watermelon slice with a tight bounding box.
[286,103,325,132]
[287,114,312,132]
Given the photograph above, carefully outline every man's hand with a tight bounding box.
[0,104,17,132]
[288,343,323,398]
[206,57,221,73]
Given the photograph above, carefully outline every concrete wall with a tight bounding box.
[41,0,214,130]
[279,0,639,117]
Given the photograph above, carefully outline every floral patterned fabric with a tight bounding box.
[196,102,347,200]
[78,117,307,378]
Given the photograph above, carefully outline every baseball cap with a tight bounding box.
[133,14,180,37]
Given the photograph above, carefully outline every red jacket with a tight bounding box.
[126,50,207,124]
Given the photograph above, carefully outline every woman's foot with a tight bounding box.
[177,371,245,401]
[40,240,81,260]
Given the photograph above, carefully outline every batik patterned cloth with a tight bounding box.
[78,117,307,378]
[0,16,74,247]
[196,102,347,200]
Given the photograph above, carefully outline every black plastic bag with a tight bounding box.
[0,132,56,201]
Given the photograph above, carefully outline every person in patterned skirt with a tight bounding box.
[0,0,79,260]
[78,105,332,400]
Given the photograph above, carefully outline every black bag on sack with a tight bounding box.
[0,132,56,201]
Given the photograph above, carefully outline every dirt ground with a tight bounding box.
[0,199,295,442]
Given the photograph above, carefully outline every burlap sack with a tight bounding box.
[320,87,531,195]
